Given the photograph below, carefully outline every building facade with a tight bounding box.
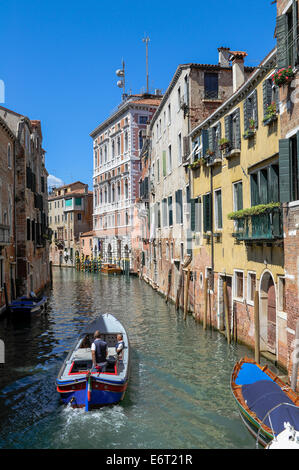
[0,116,16,313]
[0,106,50,299]
[48,181,93,267]
[90,93,162,269]
[276,0,299,384]
[145,51,254,302]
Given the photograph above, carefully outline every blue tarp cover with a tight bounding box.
[235,362,273,385]
[241,379,299,435]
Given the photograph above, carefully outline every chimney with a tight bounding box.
[229,51,248,93]
[218,47,231,68]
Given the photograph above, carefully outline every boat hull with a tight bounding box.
[57,379,128,408]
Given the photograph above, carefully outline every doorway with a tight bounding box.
[260,271,277,355]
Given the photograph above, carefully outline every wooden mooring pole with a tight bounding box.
[175,270,183,311]
[223,278,230,344]
[203,278,208,330]
[183,267,190,320]
[254,290,260,364]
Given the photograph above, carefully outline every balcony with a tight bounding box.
[231,206,283,243]
[0,224,10,245]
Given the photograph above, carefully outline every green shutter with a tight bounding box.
[202,129,208,156]
[253,90,258,128]
[243,98,249,132]
[251,174,259,206]
[162,151,166,177]
[216,190,222,229]
[268,164,279,203]
[263,79,272,118]
[276,14,288,69]
[259,169,268,204]
[235,108,241,148]
[237,182,243,210]
[203,193,212,232]
[279,138,291,202]
[225,115,231,142]
[293,0,298,66]
[208,128,214,152]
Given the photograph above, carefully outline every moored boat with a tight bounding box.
[8,293,47,316]
[231,357,299,447]
[56,313,130,410]
[101,263,122,275]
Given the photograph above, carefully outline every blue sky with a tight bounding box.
[0,0,277,190]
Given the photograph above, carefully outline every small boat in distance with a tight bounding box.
[56,314,130,410]
[101,263,122,275]
[8,292,47,316]
[231,357,299,447]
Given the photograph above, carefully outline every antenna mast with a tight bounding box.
[142,35,150,94]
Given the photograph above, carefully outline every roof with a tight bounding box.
[190,47,276,138]
[90,93,162,138]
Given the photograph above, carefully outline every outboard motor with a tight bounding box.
[106,356,117,372]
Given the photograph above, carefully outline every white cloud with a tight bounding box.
[47,174,64,189]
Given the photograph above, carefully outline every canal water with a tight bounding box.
[0,267,270,449]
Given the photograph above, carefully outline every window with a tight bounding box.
[139,116,147,124]
[168,196,173,226]
[247,272,256,303]
[250,164,279,206]
[139,131,144,150]
[204,73,218,99]
[276,1,298,69]
[162,198,167,227]
[175,189,183,224]
[117,136,121,155]
[77,213,82,221]
[178,133,182,165]
[214,189,223,230]
[263,78,279,120]
[157,159,160,183]
[124,131,128,152]
[233,181,243,211]
[168,145,172,173]
[162,151,167,177]
[0,258,4,289]
[168,103,171,125]
[177,87,181,111]
[180,243,184,261]
[234,271,244,300]
[27,218,31,240]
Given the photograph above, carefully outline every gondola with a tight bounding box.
[231,357,299,447]
[56,314,130,410]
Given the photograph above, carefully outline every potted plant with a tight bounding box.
[272,66,294,87]
[243,118,256,139]
[219,137,230,151]
[263,102,278,125]
[188,159,202,170]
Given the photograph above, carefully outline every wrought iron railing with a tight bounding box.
[233,207,283,242]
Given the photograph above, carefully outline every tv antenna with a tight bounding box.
[142,35,150,94]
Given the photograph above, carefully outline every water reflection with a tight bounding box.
[0,267,260,449]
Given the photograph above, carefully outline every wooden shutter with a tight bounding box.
[259,169,268,204]
[203,193,212,232]
[190,199,196,231]
[202,129,209,156]
[243,98,249,132]
[279,138,291,203]
[293,0,298,66]
[235,108,241,148]
[216,122,221,155]
[263,79,272,118]
[253,90,258,128]
[225,115,231,142]
[208,128,214,152]
[250,173,259,206]
[215,190,223,229]
[276,14,288,69]
[268,164,279,203]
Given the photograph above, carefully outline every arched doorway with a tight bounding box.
[107,243,112,263]
[260,271,277,355]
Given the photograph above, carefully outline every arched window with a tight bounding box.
[117,136,121,155]
[111,184,115,202]
[112,140,115,159]
[117,181,121,200]
[125,179,129,199]
[124,131,128,152]
[139,130,143,150]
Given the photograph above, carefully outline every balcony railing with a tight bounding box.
[0,224,10,244]
[232,206,283,242]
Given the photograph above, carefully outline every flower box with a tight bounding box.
[225,148,241,158]
[263,114,278,126]
[243,130,255,140]
[272,67,294,87]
